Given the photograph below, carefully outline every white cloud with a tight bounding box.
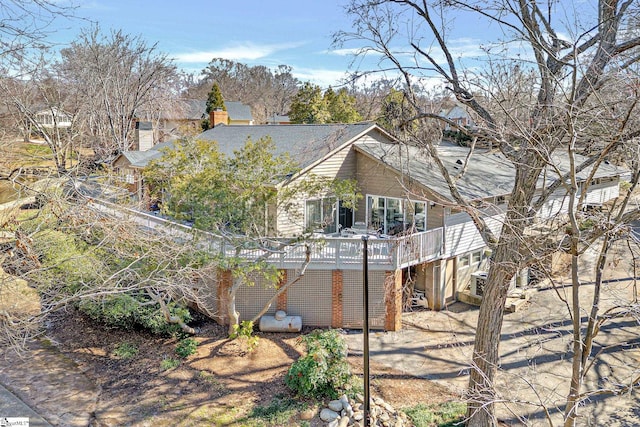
[328,47,365,57]
[293,67,351,88]
[175,41,305,63]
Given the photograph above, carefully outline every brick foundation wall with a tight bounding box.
[331,270,343,328]
[216,269,232,325]
[384,269,402,331]
[277,270,288,311]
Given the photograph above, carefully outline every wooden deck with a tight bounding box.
[90,199,445,271]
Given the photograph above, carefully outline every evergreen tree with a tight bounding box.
[289,82,329,124]
[289,83,361,124]
[203,82,226,130]
[205,82,226,114]
[325,87,361,123]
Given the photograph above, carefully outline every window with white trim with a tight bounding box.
[305,197,337,233]
[366,195,427,234]
[458,254,470,268]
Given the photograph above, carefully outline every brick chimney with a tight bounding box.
[209,108,228,127]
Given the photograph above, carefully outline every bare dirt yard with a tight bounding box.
[0,307,457,426]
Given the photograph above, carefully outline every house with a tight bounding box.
[155,100,254,141]
[442,105,474,130]
[34,107,72,129]
[113,123,626,331]
[266,114,292,125]
[112,141,173,200]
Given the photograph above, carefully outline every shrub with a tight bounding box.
[230,320,259,351]
[286,329,353,399]
[113,342,138,359]
[79,293,192,336]
[160,357,180,370]
[175,337,199,358]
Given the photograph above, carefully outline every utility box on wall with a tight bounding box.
[470,271,488,297]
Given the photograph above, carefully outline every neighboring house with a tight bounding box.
[442,105,474,130]
[266,114,291,125]
[113,123,626,331]
[34,107,72,129]
[112,141,172,199]
[156,99,254,141]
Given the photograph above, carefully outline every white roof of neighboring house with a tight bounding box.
[444,105,469,119]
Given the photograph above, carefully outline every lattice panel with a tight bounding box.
[193,273,218,318]
[286,270,333,327]
[236,274,278,321]
[342,270,386,329]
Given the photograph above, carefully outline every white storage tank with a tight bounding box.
[259,310,302,332]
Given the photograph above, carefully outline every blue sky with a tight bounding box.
[53,0,360,88]
[47,1,588,90]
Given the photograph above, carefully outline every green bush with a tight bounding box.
[175,337,199,358]
[79,293,192,336]
[113,342,138,359]
[160,357,180,370]
[285,329,353,399]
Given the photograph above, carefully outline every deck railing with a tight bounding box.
[89,199,444,270]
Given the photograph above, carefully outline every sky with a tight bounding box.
[50,0,362,88]
[42,1,594,91]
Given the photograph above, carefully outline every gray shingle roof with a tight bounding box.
[225,101,253,122]
[356,141,626,202]
[197,123,377,170]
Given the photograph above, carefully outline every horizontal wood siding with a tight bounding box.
[537,190,569,220]
[309,144,357,180]
[276,145,357,237]
[355,151,445,227]
[584,181,619,205]
[444,212,504,257]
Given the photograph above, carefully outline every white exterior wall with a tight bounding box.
[584,180,619,205]
[443,211,504,258]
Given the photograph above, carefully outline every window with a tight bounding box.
[406,201,427,232]
[305,197,336,233]
[366,195,427,234]
[458,254,470,268]
[472,251,482,264]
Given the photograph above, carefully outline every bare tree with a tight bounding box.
[2,57,80,174]
[1,187,212,349]
[190,59,300,124]
[335,1,640,425]
[59,26,180,161]
[0,0,75,63]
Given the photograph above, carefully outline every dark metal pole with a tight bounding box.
[361,235,370,427]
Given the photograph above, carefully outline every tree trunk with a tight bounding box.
[564,252,582,427]
[467,162,542,426]
[227,279,241,336]
[466,237,518,426]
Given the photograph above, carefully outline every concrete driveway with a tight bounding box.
[344,242,640,426]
